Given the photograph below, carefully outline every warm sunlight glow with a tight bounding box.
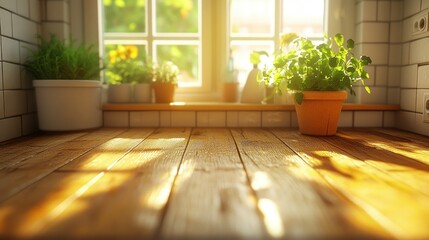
[169,102,186,106]
[258,198,284,238]
[251,171,272,190]
[142,169,178,210]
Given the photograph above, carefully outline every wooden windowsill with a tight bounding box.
[103,103,401,111]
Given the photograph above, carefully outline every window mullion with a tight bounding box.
[147,0,153,58]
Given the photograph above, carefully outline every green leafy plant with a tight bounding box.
[25,35,101,80]
[106,45,153,84]
[261,33,372,104]
[154,61,180,84]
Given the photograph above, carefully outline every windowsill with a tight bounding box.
[103,103,401,111]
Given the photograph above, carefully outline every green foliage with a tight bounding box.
[261,33,372,104]
[154,61,180,84]
[25,35,101,80]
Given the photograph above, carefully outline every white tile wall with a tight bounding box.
[0,92,4,118]
[3,62,21,89]
[410,38,429,64]
[418,65,429,88]
[197,111,226,127]
[356,86,387,104]
[160,111,171,127]
[403,0,421,18]
[104,112,129,127]
[16,0,29,18]
[390,1,403,21]
[238,111,261,127]
[363,65,375,86]
[400,89,417,112]
[377,1,391,21]
[383,111,396,127]
[4,90,26,117]
[0,9,12,37]
[338,111,353,127]
[42,22,70,40]
[390,22,402,43]
[21,67,32,89]
[357,1,377,22]
[402,42,410,65]
[375,66,388,86]
[354,111,383,127]
[416,89,428,114]
[423,0,429,10]
[401,65,418,88]
[361,44,389,65]
[388,67,401,87]
[0,0,17,11]
[19,42,36,65]
[1,37,20,63]
[0,117,22,142]
[0,63,3,90]
[29,0,41,21]
[389,44,402,66]
[26,90,36,113]
[226,111,238,127]
[387,87,401,105]
[415,113,429,135]
[46,0,69,22]
[357,22,389,42]
[13,14,38,44]
[262,111,290,127]
[130,111,159,127]
[171,111,196,127]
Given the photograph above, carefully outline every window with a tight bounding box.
[100,0,325,101]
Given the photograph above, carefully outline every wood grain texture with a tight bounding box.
[272,129,429,239]
[160,128,266,239]
[232,128,389,239]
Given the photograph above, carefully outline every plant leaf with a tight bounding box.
[365,85,371,94]
[347,39,354,49]
[334,33,344,47]
[295,92,304,104]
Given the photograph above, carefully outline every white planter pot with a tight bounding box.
[134,83,152,103]
[33,80,102,131]
[108,83,133,103]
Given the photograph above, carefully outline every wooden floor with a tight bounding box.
[1,128,429,239]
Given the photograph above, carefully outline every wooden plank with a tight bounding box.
[338,128,429,166]
[0,132,87,170]
[325,129,429,196]
[0,128,127,202]
[272,129,429,239]
[231,128,389,239]
[27,128,191,239]
[160,128,266,239]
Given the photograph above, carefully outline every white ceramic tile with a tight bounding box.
[383,111,396,127]
[387,87,400,105]
[1,37,20,63]
[0,0,16,12]
[29,0,41,21]
[396,111,416,132]
[410,38,429,64]
[197,111,226,127]
[12,14,38,43]
[415,113,429,136]
[389,44,402,66]
[171,111,196,127]
[16,0,30,17]
[262,111,290,127]
[3,62,21,90]
[403,0,421,18]
[423,0,429,10]
[0,9,12,37]
[388,67,401,87]
[0,63,3,90]
[238,111,261,127]
[401,65,418,88]
[226,111,238,127]
[22,113,38,135]
[355,86,387,104]
[42,22,70,40]
[402,42,410,66]
[0,92,4,118]
[291,112,298,128]
[377,1,391,21]
[130,111,159,127]
[26,90,37,113]
[0,117,22,142]
[338,111,353,127]
[390,22,402,43]
[160,111,171,127]
[375,66,388,86]
[400,89,417,112]
[361,44,389,65]
[21,66,32,89]
[46,0,69,22]
[390,0,403,21]
[104,111,129,127]
[4,90,27,117]
[363,65,375,86]
[20,42,36,65]
[354,111,383,127]
[416,89,429,114]
[356,1,377,22]
[357,22,389,43]
[418,65,429,88]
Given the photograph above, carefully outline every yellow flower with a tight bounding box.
[108,50,118,64]
[125,45,138,59]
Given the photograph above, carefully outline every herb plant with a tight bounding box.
[25,35,101,80]
[154,61,180,84]
[261,33,372,104]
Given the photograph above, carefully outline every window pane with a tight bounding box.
[230,41,274,86]
[155,44,200,87]
[155,0,199,33]
[282,0,324,38]
[103,0,146,33]
[230,0,275,36]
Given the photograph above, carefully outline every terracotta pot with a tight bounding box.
[152,83,175,103]
[294,91,347,136]
[223,82,239,102]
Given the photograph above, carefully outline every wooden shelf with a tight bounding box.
[103,102,400,111]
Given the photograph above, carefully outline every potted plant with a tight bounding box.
[25,35,103,131]
[133,59,154,103]
[262,33,372,136]
[152,61,179,103]
[106,45,138,103]
[240,51,268,103]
